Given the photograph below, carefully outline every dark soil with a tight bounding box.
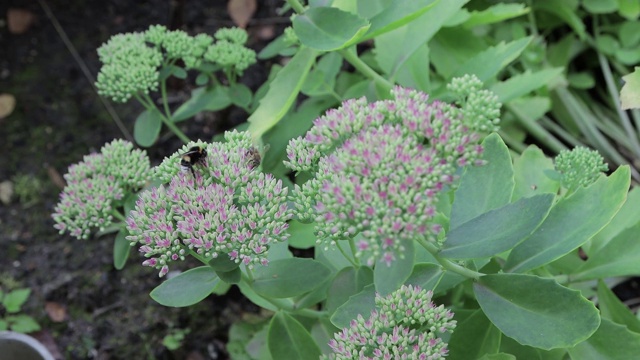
[1,0,285,358]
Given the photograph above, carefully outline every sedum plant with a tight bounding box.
[53,0,640,357]
[96,25,257,146]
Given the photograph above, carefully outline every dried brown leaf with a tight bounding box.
[227,0,257,28]
[0,93,16,119]
[45,301,67,322]
[7,8,35,34]
[47,166,66,189]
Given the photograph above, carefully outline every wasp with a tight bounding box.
[180,146,207,178]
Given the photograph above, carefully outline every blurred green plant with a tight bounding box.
[162,327,190,351]
[0,287,41,333]
[12,173,42,206]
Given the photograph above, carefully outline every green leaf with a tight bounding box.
[216,267,241,284]
[195,73,208,86]
[499,336,566,360]
[374,239,414,295]
[150,266,220,307]
[441,194,554,259]
[478,354,516,360]
[490,68,564,103]
[567,319,640,359]
[247,47,318,140]
[448,310,501,360]
[238,281,278,311]
[311,318,338,356]
[326,267,374,313]
[316,241,354,272]
[582,0,618,13]
[405,263,443,291]
[113,228,130,270]
[364,0,439,40]
[512,145,560,201]
[301,52,343,97]
[572,222,640,281]
[172,86,232,122]
[133,109,162,147]
[267,311,321,360]
[169,65,188,79]
[474,273,600,349]
[258,34,296,59]
[621,67,640,110]
[293,278,332,309]
[293,7,370,51]
[430,27,488,79]
[208,255,240,272]
[374,0,466,85]
[597,280,640,333]
[451,133,514,229]
[252,258,331,298]
[3,288,31,313]
[568,72,595,89]
[287,220,317,249]
[7,314,40,333]
[504,166,630,273]
[229,83,253,110]
[453,37,533,82]
[588,187,640,253]
[330,284,377,329]
[618,0,640,19]
[462,3,529,28]
[532,0,585,39]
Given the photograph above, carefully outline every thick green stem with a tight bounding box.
[339,48,394,94]
[111,209,126,222]
[135,93,192,144]
[160,79,172,121]
[286,0,305,13]
[416,238,484,280]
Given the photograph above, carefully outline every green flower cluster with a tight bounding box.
[285,76,501,265]
[52,140,150,239]
[555,146,608,192]
[127,131,290,277]
[95,25,256,103]
[96,32,163,103]
[205,27,256,78]
[323,285,456,360]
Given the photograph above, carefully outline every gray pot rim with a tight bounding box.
[0,331,55,360]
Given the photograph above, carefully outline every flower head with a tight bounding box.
[95,32,163,103]
[323,285,456,360]
[285,76,500,265]
[127,131,291,276]
[52,140,150,239]
[555,146,608,192]
[214,27,249,45]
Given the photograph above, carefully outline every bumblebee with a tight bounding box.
[180,146,207,178]
[246,144,269,170]
[246,147,261,170]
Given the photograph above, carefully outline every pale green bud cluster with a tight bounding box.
[555,146,608,192]
[96,25,255,103]
[96,32,163,103]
